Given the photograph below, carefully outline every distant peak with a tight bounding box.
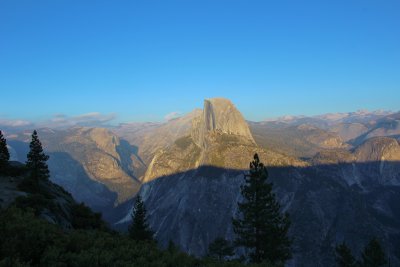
[191,98,255,147]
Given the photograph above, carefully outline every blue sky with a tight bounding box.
[1,0,399,123]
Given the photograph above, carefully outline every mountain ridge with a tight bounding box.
[2,98,400,266]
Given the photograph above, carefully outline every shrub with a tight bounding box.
[70,202,105,230]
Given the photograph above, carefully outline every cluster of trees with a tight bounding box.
[0,130,50,187]
[336,239,387,267]
[1,206,267,267]
[0,131,10,173]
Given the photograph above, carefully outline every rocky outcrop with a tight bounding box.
[142,136,202,183]
[354,137,400,186]
[355,137,400,163]
[0,172,76,229]
[192,98,255,148]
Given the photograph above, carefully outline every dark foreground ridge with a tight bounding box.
[121,162,400,266]
[0,163,279,267]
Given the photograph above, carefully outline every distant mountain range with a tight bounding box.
[263,109,393,125]
[2,100,400,266]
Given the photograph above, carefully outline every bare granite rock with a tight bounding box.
[192,98,255,148]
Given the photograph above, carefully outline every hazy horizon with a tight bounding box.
[0,102,397,131]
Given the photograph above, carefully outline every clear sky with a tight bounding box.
[1,0,399,123]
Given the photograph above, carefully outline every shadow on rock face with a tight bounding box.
[115,161,400,267]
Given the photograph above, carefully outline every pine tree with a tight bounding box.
[208,237,234,261]
[128,195,154,242]
[232,153,291,264]
[361,238,387,267]
[335,242,357,267]
[0,130,10,172]
[26,130,50,182]
[167,240,179,254]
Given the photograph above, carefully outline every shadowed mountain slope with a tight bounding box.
[116,161,400,267]
[7,127,144,210]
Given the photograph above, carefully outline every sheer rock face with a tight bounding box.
[354,137,400,185]
[355,137,400,163]
[192,98,255,148]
